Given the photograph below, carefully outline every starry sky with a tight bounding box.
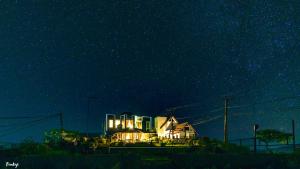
[1,0,300,142]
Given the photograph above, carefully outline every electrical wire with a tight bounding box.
[0,114,59,120]
[0,113,60,138]
[192,115,223,126]
[176,107,224,120]
[228,94,300,110]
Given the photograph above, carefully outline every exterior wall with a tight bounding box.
[105,114,116,133]
[155,116,182,139]
[106,113,154,137]
[154,116,168,138]
[186,129,196,138]
[113,132,155,142]
[119,114,135,130]
[106,114,196,141]
[133,115,153,131]
[120,114,126,129]
[134,115,143,129]
[114,132,142,142]
[142,116,151,132]
[176,126,196,139]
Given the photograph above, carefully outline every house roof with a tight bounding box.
[120,112,133,116]
[175,123,194,131]
[160,116,178,129]
[165,122,195,132]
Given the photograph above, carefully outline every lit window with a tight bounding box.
[126,133,130,140]
[127,120,133,129]
[136,122,142,129]
[115,120,120,128]
[122,119,125,129]
[109,120,114,128]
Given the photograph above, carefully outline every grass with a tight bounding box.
[1,139,300,169]
[2,151,300,169]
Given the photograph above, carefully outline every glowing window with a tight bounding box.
[127,120,133,129]
[126,133,130,140]
[115,120,120,128]
[109,120,114,128]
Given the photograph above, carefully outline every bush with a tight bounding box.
[160,142,167,147]
[221,143,250,154]
[125,142,154,147]
[19,138,52,155]
[110,141,124,147]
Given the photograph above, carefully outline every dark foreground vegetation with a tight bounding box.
[1,138,300,169]
[2,152,300,169]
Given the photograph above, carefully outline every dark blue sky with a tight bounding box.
[1,0,300,142]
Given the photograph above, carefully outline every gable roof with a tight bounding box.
[165,122,195,131]
[175,123,195,131]
[160,116,178,129]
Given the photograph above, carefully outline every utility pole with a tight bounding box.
[292,120,296,152]
[224,96,229,144]
[102,119,105,136]
[59,112,64,143]
[253,124,259,153]
[86,96,98,137]
[59,112,64,132]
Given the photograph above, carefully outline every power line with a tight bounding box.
[221,87,263,99]
[0,118,53,138]
[192,115,223,126]
[167,94,300,121]
[0,119,48,138]
[176,107,224,120]
[228,94,300,110]
[164,94,300,129]
[0,120,45,128]
[0,113,60,138]
[191,109,268,126]
[0,114,60,120]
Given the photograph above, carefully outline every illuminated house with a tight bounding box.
[105,112,155,142]
[105,113,196,142]
[154,116,196,139]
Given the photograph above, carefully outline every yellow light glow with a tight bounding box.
[126,133,130,140]
[115,120,120,128]
[128,120,133,129]
[109,120,114,128]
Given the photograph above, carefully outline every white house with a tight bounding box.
[105,113,196,142]
[154,116,196,139]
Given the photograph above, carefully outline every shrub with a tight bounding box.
[19,138,52,155]
[160,142,167,147]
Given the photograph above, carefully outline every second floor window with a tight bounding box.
[146,121,150,131]
[109,120,114,128]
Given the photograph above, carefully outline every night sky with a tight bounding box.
[1,0,300,142]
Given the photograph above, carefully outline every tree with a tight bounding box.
[44,129,62,146]
[256,129,293,150]
[44,129,81,147]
